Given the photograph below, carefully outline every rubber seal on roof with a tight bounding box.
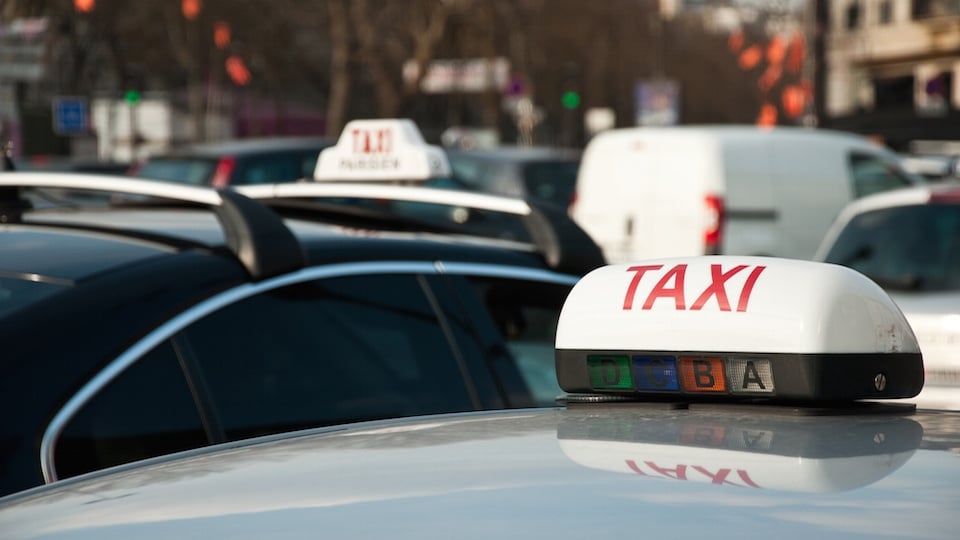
[215,189,306,280]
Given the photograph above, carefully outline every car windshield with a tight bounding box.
[823,204,960,292]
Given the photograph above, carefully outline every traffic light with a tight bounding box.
[562,90,581,110]
[124,90,141,105]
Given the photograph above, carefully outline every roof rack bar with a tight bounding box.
[237,182,606,275]
[0,172,222,205]
[0,172,305,280]
[237,183,532,215]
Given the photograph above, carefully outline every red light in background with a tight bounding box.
[214,21,231,49]
[782,85,806,118]
[756,103,777,127]
[210,157,236,188]
[182,0,201,20]
[738,45,762,70]
[727,31,744,53]
[226,56,251,86]
[766,36,785,66]
[786,33,805,74]
[74,0,95,12]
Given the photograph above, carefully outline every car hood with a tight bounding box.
[1,407,959,539]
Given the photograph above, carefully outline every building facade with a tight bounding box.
[824,0,960,150]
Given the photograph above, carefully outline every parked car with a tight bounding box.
[441,146,581,210]
[2,257,955,540]
[815,183,960,410]
[130,136,333,187]
[0,120,604,498]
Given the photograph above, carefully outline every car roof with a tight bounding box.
[836,183,960,214]
[156,136,334,158]
[1,407,957,539]
[445,146,581,162]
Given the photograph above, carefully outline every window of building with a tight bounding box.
[913,0,960,18]
[879,0,893,23]
[873,75,915,111]
[846,1,862,29]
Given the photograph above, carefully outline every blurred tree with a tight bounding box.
[0,0,805,146]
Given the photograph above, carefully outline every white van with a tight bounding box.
[570,126,921,263]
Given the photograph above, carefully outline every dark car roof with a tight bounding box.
[445,146,581,163]
[166,136,334,158]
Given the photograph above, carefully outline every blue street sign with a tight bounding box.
[52,96,88,135]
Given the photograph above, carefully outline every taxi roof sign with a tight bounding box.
[555,257,925,401]
[314,119,452,182]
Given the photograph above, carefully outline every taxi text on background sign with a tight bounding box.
[339,126,400,171]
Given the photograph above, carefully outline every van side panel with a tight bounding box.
[572,130,721,263]
[638,133,723,259]
[772,135,853,259]
[572,132,640,263]
[720,135,779,256]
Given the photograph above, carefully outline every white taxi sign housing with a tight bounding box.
[555,257,924,400]
[314,119,452,181]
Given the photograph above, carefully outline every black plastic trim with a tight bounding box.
[556,349,925,401]
[214,190,306,280]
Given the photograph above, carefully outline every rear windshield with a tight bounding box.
[136,158,218,186]
[823,204,960,292]
[0,277,70,317]
[521,160,579,208]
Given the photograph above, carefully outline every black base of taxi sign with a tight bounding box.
[555,350,925,402]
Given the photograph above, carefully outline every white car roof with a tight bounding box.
[0,408,957,539]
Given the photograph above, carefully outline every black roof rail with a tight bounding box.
[237,183,606,275]
[0,172,305,280]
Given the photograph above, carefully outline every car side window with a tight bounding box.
[848,152,914,198]
[55,341,207,480]
[177,274,477,441]
[450,275,572,407]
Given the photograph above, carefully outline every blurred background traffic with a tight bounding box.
[1,0,958,175]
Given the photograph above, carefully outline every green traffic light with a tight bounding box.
[124,90,141,104]
[561,90,581,110]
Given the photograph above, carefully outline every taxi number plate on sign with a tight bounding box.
[587,355,775,395]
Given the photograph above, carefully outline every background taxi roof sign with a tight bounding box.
[555,257,925,401]
[314,119,452,181]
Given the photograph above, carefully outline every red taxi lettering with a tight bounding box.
[351,128,393,154]
[690,264,748,311]
[625,461,762,488]
[625,460,652,476]
[691,466,761,488]
[623,264,767,312]
[623,265,663,309]
[642,264,687,310]
[736,265,766,312]
[644,462,687,480]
